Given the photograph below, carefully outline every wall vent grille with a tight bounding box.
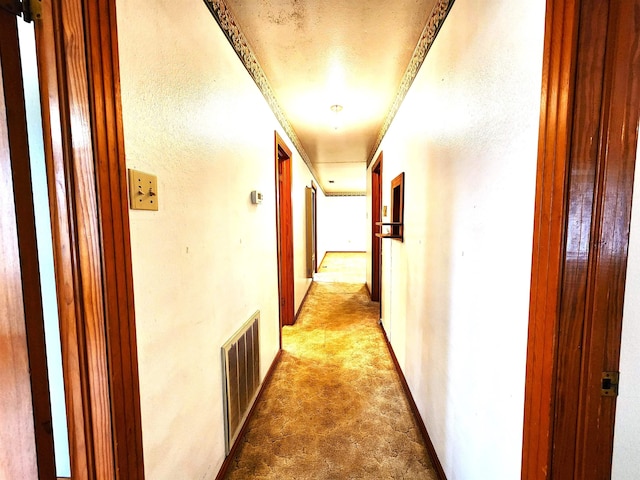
[221,311,260,454]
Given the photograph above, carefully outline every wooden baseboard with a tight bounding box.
[215,349,283,480]
[379,323,447,480]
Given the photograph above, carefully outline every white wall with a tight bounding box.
[317,195,367,255]
[612,135,640,479]
[116,0,318,477]
[368,1,545,478]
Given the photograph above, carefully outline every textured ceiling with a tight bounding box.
[208,0,447,194]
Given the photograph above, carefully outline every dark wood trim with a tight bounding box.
[550,1,609,476]
[83,1,145,477]
[36,0,94,475]
[521,1,580,477]
[379,324,446,480]
[312,182,318,273]
[275,131,295,331]
[215,349,284,480]
[389,172,404,241]
[572,2,640,475]
[523,0,640,478]
[371,153,382,302]
[33,0,145,477]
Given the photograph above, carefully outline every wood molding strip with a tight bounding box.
[215,349,284,480]
[34,0,145,476]
[379,324,447,480]
[521,0,580,477]
[36,0,94,475]
[83,1,145,477]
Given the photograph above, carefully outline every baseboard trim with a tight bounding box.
[295,280,314,322]
[215,349,283,480]
[379,323,448,480]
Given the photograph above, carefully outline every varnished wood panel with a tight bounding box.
[32,0,145,477]
[522,1,580,477]
[523,1,640,478]
[83,1,145,477]
[36,0,92,476]
[574,1,640,476]
[551,1,609,476]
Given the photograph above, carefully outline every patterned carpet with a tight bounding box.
[223,253,438,479]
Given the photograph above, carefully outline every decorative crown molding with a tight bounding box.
[203,0,322,184]
[204,0,455,176]
[367,0,455,166]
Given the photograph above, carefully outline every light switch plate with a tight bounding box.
[129,169,158,211]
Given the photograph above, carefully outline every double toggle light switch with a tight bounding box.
[128,169,158,211]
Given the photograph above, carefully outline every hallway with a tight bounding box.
[223,253,437,479]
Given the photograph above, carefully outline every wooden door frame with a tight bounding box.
[275,131,295,340]
[304,182,318,278]
[312,181,318,274]
[2,0,146,477]
[371,152,383,302]
[522,0,640,477]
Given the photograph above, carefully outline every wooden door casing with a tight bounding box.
[522,0,640,478]
[371,153,382,302]
[275,132,295,328]
[9,0,146,477]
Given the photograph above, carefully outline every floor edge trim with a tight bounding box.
[215,349,283,480]
[379,323,448,480]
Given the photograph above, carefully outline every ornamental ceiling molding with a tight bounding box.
[325,192,367,197]
[203,0,321,184]
[204,0,455,172]
[367,0,455,166]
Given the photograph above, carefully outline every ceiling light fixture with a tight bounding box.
[330,104,343,130]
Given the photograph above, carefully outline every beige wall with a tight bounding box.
[116,0,318,476]
[368,1,545,478]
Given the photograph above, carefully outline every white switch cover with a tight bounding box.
[129,169,158,211]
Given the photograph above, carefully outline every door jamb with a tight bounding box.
[275,131,295,345]
[371,152,383,303]
[522,0,640,477]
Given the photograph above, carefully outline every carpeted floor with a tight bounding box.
[223,252,438,479]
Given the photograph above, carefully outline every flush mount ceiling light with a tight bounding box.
[330,104,343,130]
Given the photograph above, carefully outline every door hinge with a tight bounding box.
[601,371,619,397]
[0,0,42,22]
